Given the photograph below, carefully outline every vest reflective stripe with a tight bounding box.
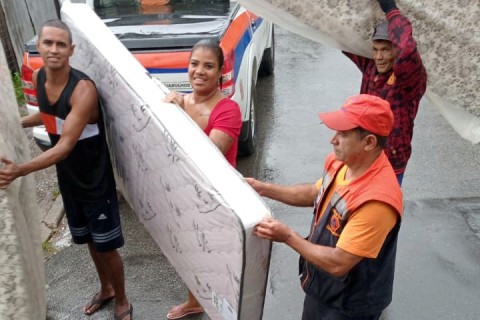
[330,192,348,218]
[41,113,99,140]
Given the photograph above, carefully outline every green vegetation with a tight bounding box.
[11,72,25,107]
[51,189,60,200]
[42,240,56,254]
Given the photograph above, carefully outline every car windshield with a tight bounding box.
[93,0,232,26]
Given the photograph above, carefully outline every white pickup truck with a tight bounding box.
[22,0,274,155]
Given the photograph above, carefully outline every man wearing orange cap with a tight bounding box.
[247,94,403,320]
[343,0,427,185]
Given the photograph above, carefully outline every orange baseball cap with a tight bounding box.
[318,94,394,136]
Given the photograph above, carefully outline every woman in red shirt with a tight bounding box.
[163,39,242,319]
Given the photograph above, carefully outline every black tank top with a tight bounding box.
[37,67,115,201]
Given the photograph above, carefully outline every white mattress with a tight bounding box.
[0,42,46,319]
[61,2,272,319]
[237,0,480,143]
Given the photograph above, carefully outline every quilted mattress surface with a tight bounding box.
[238,0,480,143]
[62,2,272,319]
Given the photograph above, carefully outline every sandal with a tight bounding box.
[167,304,204,320]
[83,292,115,315]
[114,303,133,320]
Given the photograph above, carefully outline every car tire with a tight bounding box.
[238,82,257,156]
[259,27,275,76]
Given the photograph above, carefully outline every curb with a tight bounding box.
[40,195,65,243]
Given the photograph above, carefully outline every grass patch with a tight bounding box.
[11,72,26,108]
[42,240,56,254]
[51,189,60,200]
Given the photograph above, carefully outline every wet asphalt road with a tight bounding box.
[46,27,480,320]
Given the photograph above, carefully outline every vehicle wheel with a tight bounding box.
[238,83,257,156]
[259,27,275,76]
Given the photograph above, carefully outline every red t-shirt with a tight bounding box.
[204,98,242,167]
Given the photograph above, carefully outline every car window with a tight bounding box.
[93,0,233,25]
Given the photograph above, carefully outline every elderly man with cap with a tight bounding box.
[247,94,403,320]
[343,0,427,185]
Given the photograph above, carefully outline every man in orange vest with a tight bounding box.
[247,94,403,320]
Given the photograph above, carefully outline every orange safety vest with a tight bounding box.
[300,152,402,317]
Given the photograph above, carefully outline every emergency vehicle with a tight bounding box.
[21,0,274,155]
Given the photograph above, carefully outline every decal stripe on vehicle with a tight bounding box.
[221,13,264,81]
[136,51,191,70]
[147,68,188,74]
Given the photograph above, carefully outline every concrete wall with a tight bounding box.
[0,3,17,71]
[0,40,46,320]
[0,0,58,69]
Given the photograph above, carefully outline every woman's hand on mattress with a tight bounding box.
[163,91,185,110]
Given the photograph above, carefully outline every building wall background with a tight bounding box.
[0,0,59,71]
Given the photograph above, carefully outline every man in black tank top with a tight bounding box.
[0,19,132,320]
